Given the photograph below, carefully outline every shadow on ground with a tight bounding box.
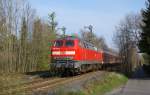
[25,70,52,78]
[131,65,150,80]
[106,64,150,80]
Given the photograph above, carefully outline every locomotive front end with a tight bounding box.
[50,37,79,74]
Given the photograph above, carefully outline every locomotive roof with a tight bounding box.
[57,36,79,40]
[57,36,91,43]
[56,36,96,47]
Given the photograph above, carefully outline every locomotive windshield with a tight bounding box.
[65,40,74,47]
[54,40,63,47]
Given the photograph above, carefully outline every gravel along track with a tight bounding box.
[30,71,106,94]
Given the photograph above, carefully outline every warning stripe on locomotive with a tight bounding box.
[52,51,75,55]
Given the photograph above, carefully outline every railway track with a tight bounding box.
[28,71,104,92]
[25,77,67,91]
[1,77,61,94]
[2,71,105,94]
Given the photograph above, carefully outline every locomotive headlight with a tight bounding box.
[52,51,61,55]
[65,51,75,55]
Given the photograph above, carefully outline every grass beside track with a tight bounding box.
[0,73,30,95]
[55,72,128,95]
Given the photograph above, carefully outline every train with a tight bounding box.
[49,36,120,75]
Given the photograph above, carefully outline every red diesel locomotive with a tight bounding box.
[50,36,119,74]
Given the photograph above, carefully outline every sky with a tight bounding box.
[29,0,146,48]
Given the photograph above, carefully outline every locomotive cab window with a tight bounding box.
[54,40,63,47]
[65,40,74,47]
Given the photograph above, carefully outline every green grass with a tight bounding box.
[85,72,128,95]
[55,72,128,95]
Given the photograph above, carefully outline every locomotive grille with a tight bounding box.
[54,60,74,64]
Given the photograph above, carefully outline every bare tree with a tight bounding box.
[48,12,58,33]
[114,13,142,75]
[0,1,58,73]
[80,27,108,50]
[0,0,36,73]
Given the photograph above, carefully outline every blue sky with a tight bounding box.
[29,0,146,48]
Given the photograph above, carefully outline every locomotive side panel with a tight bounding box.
[76,40,103,64]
